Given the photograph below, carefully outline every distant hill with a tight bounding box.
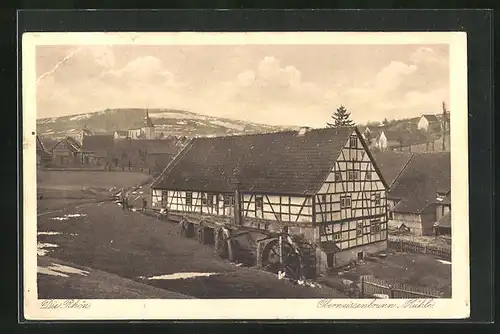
[36,108,298,139]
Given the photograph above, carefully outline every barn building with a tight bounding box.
[81,134,115,166]
[51,136,81,166]
[150,126,389,275]
[383,152,450,236]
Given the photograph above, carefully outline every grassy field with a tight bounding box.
[38,170,152,191]
[36,169,152,214]
[37,201,345,299]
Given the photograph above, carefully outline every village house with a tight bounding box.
[382,152,450,236]
[36,135,52,166]
[375,129,433,152]
[417,114,442,133]
[114,130,129,140]
[81,134,115,166]
[150,126,389,273]
[51,136,82,166]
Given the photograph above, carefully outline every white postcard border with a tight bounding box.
[22,31,470,320]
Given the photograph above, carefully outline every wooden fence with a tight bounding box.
[361,275,444,299]
[388,237,451,261]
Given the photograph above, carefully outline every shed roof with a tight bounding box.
[152,127,383,195]
[390,152,450,214]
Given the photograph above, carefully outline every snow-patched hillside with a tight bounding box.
[36,108,296,139]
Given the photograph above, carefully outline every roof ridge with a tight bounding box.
[150,139,195,188]
[389,153,415,188]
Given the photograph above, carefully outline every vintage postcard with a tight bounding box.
[22,31,469,320]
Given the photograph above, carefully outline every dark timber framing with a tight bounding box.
[150,127,389,267]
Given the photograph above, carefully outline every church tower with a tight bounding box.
[142,110,155,139]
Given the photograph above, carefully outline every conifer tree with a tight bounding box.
[326,105,355,127]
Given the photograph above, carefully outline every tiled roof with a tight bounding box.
[36,136,51,157]
[114,138,179,154]
[152,127,359,195]
[53,137,81,153]
[372,151,414,187]
[81,134,115,152]
[65,136,81,150]
[390,152,450,214]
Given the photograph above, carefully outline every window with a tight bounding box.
[340,196,351,208]
[223,195,234,206]
[321,194,327,203]
[356,222,363,237]
[372,192,381,206]
[348,171,359,180]
[201,193,207,205]
[370,219,381,234]
[185,192,193,206]
[334,171,342,181]
[255,195,264,212]
[333,232,342,241]
[350,137,358,148]
[365,171,372,180]
[207,193,216,206]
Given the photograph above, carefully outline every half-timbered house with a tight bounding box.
[151,126,389,273]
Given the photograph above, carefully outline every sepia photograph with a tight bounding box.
[22,31,469,320]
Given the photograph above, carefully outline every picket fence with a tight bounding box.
[388,237,451,261]
[361,275,444,299]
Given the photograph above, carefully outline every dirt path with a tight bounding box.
[37,201,345,299]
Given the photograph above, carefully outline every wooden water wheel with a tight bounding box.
[261,236,302,280]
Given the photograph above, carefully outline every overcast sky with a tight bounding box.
[35,44,449,127]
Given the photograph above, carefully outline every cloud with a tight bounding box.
[410,47,448,67]
[35,45,450,127]
[106,56,174,84]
